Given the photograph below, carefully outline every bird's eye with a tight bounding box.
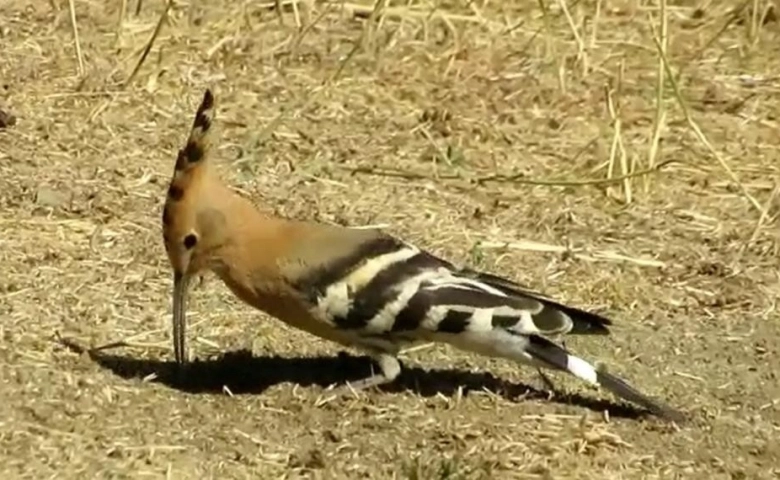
[183,233,198,249]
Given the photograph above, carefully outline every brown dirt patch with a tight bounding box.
[1,0,779,478]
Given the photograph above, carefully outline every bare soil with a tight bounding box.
[1,0,779,478]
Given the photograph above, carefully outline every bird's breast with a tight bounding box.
[213,266,367,350]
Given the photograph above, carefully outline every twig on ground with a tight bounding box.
[124,0,173,87]
[645,0,667,194]
[290,0,302,29]
[67,0,85,77]
[589,0,602,51]
[733,181,779,265]
[400,343,436,355]
[478,240,666,268]
[116,0,128,45]
[340,159,675,189]
[54,318,209,356]
[605,59,632,204]
[557,0,587,74]
[748,0,762,46]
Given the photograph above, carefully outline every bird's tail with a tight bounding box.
[525,334,686,422]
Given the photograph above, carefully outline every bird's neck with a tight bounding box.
[201,185,296,314]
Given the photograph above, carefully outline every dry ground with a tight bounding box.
[1,0,779,478]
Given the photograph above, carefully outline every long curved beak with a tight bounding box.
[172,271,190,365]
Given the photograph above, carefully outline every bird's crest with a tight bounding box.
[161,88,217,256]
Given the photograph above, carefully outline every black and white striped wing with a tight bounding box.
[298,234,612,339]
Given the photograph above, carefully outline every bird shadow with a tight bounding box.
[57,337,651,421]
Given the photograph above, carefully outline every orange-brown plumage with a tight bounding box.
[159,89,685,423]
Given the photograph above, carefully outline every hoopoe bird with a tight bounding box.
[161,89,685,423]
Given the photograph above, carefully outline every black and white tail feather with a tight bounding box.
[299,234,685,423]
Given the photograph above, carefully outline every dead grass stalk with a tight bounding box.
[124,0,172,87]
[67,0,85,77]
[644,0,667,194]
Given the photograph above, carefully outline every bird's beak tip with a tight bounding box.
[172,271,189,368]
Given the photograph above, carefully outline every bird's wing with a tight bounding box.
[454,267,613,335]
[278,225,611,338]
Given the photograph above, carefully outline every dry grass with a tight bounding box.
[1,0,779,478]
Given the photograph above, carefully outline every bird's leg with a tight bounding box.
[341,353,401,392]
[535,338,567,399]
[536,368,558,400]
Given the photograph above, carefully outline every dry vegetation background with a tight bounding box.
[1,0,780,478]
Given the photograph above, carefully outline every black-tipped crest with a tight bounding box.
[173,89,215,173]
